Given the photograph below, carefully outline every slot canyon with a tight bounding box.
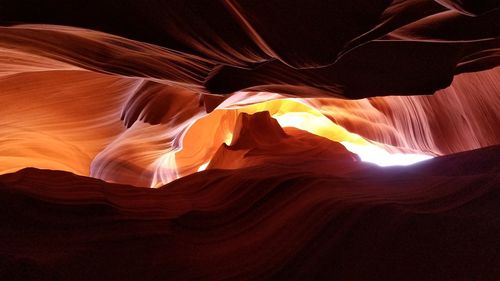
[1,1,500,280]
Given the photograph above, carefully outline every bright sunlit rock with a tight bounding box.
[271,102,434,167]
[340,142,434,166]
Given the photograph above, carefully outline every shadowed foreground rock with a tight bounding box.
[1,128,499,280]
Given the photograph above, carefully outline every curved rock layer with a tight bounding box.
[2,65,498,186]
[0,0,499,185]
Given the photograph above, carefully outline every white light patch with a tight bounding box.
[341,142,434,166]
[274,113,310,128]
[272,110,433,167]
[197,161,210,172]
[224,133,233,146]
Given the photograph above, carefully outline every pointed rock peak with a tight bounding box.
[229,111,288,149]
